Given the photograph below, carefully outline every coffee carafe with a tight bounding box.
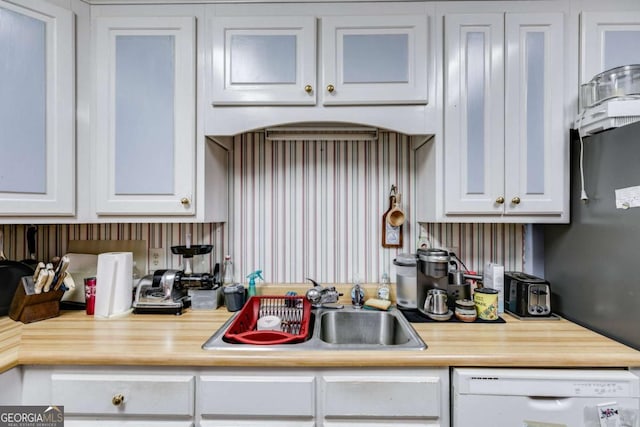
[416,248,451,316]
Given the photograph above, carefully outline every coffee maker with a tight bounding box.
[416,248,451,316]
[133,245,219,314]
[416,248,480,315]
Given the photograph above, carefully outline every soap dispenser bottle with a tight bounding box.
[377,273,391,301]
[246,270,264,297]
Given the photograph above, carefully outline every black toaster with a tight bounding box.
[504,272,552,317]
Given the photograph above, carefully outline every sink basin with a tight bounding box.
[202,305,426,351]
[320,310,413,345]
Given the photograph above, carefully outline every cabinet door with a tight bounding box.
[0,0,74,216]
[94,16,196,215]
[321,15,428,105]
[504,13,564,215]
[51,373,195,416]
[210,16,316,105]
[581,12,640,83]
[320,374,441,419]
[444,14,505,215]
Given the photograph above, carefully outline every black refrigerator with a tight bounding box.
[543,121,640,350]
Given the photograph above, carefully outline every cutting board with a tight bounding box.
[67,240,147,275]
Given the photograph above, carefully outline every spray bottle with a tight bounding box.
[246,270,264,298]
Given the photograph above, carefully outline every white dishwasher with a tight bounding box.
[452,368,640,427]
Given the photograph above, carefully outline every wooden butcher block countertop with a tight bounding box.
[2,307,640,372]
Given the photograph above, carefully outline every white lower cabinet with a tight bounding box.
[320,369,448,426]
[198,371,316,426]
[19,366,448,426]
[0,366,22,405]
[198,367,449,427]
[21,367,195,426]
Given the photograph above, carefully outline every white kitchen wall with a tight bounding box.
[0,131,524,282]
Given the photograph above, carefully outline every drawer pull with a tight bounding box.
[112,394,125,406]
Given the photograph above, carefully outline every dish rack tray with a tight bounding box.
[224,296,311,345]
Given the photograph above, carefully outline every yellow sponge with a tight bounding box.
[363,298,392,311]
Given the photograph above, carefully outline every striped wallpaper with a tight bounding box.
[0,131,524,283]
[228,131,523,283]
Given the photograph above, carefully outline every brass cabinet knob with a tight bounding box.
[511,196,521,205]
[112,394,125,406]
[326,84,335,93]
[495,196,505,204]
[304,85,313,93]
[180,197,190,205]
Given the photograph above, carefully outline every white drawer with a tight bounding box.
[199,375,315,417]
[321,375,441,418]
[51,373,195,416]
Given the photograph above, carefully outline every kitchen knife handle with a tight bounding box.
[34,269,48,294]
[43,270,56,292]
[33,262,45,282]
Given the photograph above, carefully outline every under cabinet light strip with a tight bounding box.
[264,127,378,142]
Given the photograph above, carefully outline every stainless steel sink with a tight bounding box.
[319,310,414,346]
[202,305,426,351]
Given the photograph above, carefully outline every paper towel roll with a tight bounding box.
[95,252,133,319]
[257,315,282,331]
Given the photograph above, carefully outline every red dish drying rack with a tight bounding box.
[223,296,311,345]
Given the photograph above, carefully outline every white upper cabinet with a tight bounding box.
[93,16,196,216]
[321,15,428,105]
[0,0,74,217]
[444,13,505,215]
[504,13,564,216]
[211,16,316,105]
[438,10,566,222]
[210,14,428,107]
[581,11,640,82]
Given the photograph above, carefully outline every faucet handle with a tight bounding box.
[306,277,322,288]
[305,287,322,305]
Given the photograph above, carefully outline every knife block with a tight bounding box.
[9,276,65,323]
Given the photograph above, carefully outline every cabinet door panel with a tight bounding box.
[322,15,428,105]
[52,373,195,416]
[201,422,313,427]
[199,375,315,417]
[582,12,640,82]
[444,14,504,214]
[0,0,74,215]
[65,421,193,427]
[321,375,440,417]
[505,13,564,215]
[94,16,195,215]
[210,16,316,105]
[115,35,175,195]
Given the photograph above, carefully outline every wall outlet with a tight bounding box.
[148,248,166,272]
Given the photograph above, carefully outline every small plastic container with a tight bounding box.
[223,284,246,312]
[188,289,220,310]
[455,299,477,322]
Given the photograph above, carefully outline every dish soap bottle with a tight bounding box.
[222,255,234,286]
[377,273,391,301]
[246,270,264,297]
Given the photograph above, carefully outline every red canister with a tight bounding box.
[84,277,96,315]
